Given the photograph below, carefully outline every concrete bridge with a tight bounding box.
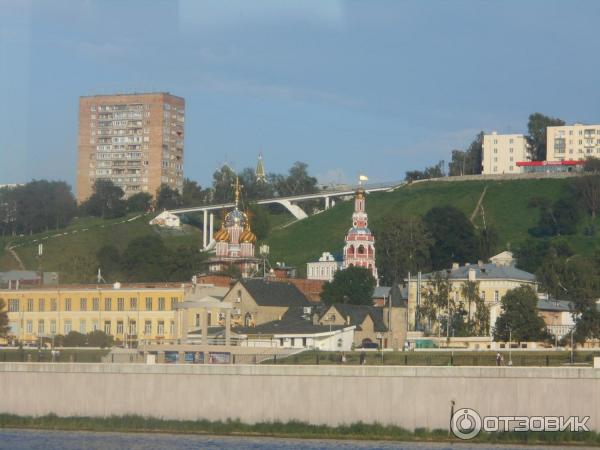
[165,180,405,249]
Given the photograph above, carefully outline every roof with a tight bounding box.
[0,271,41,282]
[537,298,574,312]
[239,279,311,307]
[325,304,388,332]
[421,263,535,282]
[372,286,391,298]
[234,307,347,335]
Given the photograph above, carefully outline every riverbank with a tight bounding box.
[1,414,599,446]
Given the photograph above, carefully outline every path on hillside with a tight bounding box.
[4,243,25,270]
[470,185,489,224]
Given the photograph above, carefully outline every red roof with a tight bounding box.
[516,160,585,167]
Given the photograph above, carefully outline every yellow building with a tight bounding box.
[404,252,537,335]
[482,132,530,175]
[546,123,600,162]
[0,284,186,345]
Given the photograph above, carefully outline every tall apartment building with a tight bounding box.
[546,123,600,162]
[481,132,529,174]
[77,93,185,202]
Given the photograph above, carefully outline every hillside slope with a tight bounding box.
[2,178,595,280]
[266,178,597,273]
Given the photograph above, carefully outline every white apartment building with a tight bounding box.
[306,252,342,282]
[481,132,530,175]
[546,123,600,162]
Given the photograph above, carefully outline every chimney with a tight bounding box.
[346,315,351,325]
[451,262,459,270]
[468,268,476,281]
[312,313,320,325]
[477,260,483,267]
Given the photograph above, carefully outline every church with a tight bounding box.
[207,177,261,277]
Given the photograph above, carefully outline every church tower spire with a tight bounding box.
[342,175,378,284]
[256,153,267,183]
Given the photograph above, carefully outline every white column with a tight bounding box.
[209,213,214,243]
[203,210,208,248]
[225,310,231,346]
[325,197,330,209]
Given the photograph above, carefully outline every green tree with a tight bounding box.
[126,192,153,213]
[419,271,452,333]
[320,266,376,305]
[526,113,565,161]
[59,255,97,284]
[82,180,126,219]
[166,246,207,281]
[96,244,121,281]
[155,184,182,210]
[493,286,549,342]
[274,161,318,197]
[532,197,581,236]
[423,206,478,269]
[572,175,600,220]
[239,168,275,201]
[121,235,170,282]
[212,165,237,204]
[405,160,445,182]
[448,132,484,176]
[584,157,600,174]
[182,178,211,207]
[247,204,271,241]
[63,331,87,347]
[0,298,9,336]
[86,330,113,348]
[374,215,432,285]
[514,238,573,274]
[478,221,499,260]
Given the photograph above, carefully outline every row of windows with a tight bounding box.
[22,318,174,336]
[4,297,179,312]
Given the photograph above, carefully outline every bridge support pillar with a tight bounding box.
[325,197,330,210]
[209,213,214,243]
[203,210,208,249]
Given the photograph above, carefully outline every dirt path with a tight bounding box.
[4,244,26,270]
[470,185,489,223]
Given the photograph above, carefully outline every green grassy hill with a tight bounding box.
[266,178,598,273]
[1,178,596,280]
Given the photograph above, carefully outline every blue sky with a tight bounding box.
[1,0,599,188]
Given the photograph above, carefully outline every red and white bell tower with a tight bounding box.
[342,176,378,284]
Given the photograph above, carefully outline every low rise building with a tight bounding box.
[482,132,530,175]
[307,252,342,282]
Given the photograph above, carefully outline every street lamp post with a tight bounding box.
[508,327,513,366]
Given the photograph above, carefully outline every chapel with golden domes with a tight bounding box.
[207,177,261,277]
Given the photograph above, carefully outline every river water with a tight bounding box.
[0,429,589,450]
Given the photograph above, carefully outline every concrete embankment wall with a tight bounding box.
[1,364,598,431]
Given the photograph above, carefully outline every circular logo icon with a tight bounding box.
[451,408,482,440]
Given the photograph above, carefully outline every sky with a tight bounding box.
[1,0,600,189]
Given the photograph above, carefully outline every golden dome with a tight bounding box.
[214,225,230,242]
[240,226,256,244]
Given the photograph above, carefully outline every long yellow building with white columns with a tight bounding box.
[0,284,187,345]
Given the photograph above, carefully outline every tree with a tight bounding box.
[182,178,210,207]
[584,157,600,174]
[448,132,484,176]
[320,266,376,305]
[165,246,207,281]
[126,192,153,213]
[514,238,573,274]
[374,216,432,285]
[86,330,113,348]
[239,168,275,201]
[247,204,271,241]
[0,298,9,337]
[419,271,453,334]
[274,162,318,197]
[526,113,565,161]
[82,180,126,219]
[96,244,121,281]
[59,255,97,284]
[212,165,237,204]
[531,197,581,236]
[155,184,182,210]
[63,331,87,347]
[121,235,170,282]
[572,175,600,220]
[478,221,499,260]
[493,286,549,342]
[405,160,445,182]
[423,206,479,269]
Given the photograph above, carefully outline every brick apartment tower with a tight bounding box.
[77,92,185,203]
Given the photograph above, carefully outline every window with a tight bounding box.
[93,297,99,311]
[64,320,72,334]
[38,298,45,312]
[104,298,112,311]
[27,298,34,312]
[144,320,152,335]
[195,314,200,327]
[145,297,152,311]
[158,297,165,311]
[207,312,212,326]
[50,320,56,334]
[79,320,86,334]
[157,321,165,336]
[117,298,124,311]
[8,299,19,312]
[494,291,499,302]
[129,321,137,335]
[117,321,124,334]
[170,297,177,310]
[92,320,98,332]
[80,298,87,311]
[38,320,44,335]
[130,297,137,310]
[65,298,72,311]
[26,320,33,334]
[481,291,486,301]
[170,321,175,335]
